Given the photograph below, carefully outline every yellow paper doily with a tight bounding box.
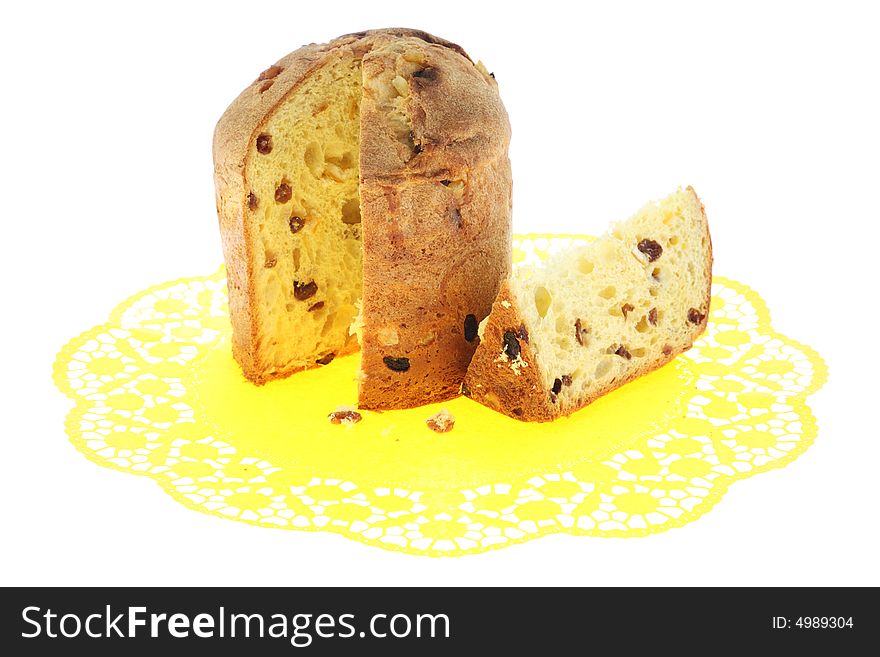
[53,235,827,556]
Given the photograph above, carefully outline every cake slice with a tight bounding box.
[462,187,712,422]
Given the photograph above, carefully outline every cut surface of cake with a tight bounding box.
[462,187,712,422]
[213,29,511,409]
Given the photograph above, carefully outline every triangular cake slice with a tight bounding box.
[462,187,712,421]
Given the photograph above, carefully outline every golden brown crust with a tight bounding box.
[688,185,715,331]
[357,37,511,409]
[464,188,712,422]
[212,29,511,391]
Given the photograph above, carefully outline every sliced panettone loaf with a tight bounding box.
[213,29,511,409]
[462,187,712,422]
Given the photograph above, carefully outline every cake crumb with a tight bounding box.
[477,315,490,339]
[631,246,649,264]
[509,355,529,375]
[492,350,528,375]
[426,408,455,433]
[329,405,362,425]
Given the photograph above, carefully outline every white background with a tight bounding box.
[2,0,878,586]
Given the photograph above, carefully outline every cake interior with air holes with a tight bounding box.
[246,57,364,376]
[465,187,712,421]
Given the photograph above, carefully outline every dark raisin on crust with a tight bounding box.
[383,356,411,372]
[614,345,632,360]
[549,393,558,404]
[552,378,563,395]
[621,303,634,319]
[461,382,472,397]
[574,318,589,346]
[329,410,361,425]
[409,131,423,155]
[637,239,663,262]
[512,407,523,416]
[516,323,529,343]
[308,301,324,312]
[502,331,521,359]
[440,179,451,186]
[412,67,438,81]
[316,353,335,365]
[648,308,658,325]
[256,133,273,154]
[289,215,305,233]
[275,182,292,204]
[561,374,572,386]
[247,192,259,211]
[463,314,479,342]
[662,344,673,356]
[687,308,706,324]
[257,64,284,81]
[489,71,496,79]
[293,280,318,300]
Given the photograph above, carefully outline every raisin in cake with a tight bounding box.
[213,29,511,410]
[462,187,712,422]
